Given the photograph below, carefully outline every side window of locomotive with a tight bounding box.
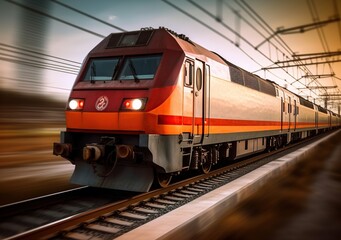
[184,61,193,87]
[83,58,120,81]
[196,68,203,91]
[293,100,299,115]
[118,54,162,80]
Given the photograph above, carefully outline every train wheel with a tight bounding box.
[156,172,172,188]
[201,161,212,174]
[201,152,212,174]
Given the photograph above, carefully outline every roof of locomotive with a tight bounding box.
[86,27,227,65]
[163,28,227,65]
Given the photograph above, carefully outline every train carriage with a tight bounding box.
[331,112,340,128]
[316,105,330,132]
[297,97,317,134]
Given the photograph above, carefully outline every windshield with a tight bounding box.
[83,58,119,81]
[118,55,161,80]
[82,54,161,82]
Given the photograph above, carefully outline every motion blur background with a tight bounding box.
[0,0,340,205]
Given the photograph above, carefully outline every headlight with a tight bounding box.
[121,98,147,110]
[68,99,84,110]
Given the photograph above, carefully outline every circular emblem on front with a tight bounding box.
[95,96,109,111]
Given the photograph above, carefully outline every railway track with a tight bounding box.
[0,187,136,239]
[0,132,330,240]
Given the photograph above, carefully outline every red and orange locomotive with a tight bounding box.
[53,27,340,192]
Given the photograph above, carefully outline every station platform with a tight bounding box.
[199,129,341,240]
[117,129,341,240]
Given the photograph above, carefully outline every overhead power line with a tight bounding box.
[263,59,341,69]
[51,0,127,32]
[292,51,341,58]
[162,0,234,45]
[297,86,337,90]
[320,94,341,97]
[256,17,340,49]
[239,0,337,98]
[186,0,262,67]
[5,0,106,38]
[303,74,335,78]
[182,0,311,91]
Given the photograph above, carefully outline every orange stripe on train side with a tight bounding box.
[158,114,321,129]
[208,125,281,133]
[158,115,283,126]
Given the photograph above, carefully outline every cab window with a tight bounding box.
[83,58,119,81]
[118,54,162,80]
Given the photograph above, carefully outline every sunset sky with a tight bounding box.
[0,0,340,112]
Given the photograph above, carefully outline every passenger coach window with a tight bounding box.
[83,58,119,81]
[118,54,161,80]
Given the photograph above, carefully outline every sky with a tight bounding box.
[0,0,340,112]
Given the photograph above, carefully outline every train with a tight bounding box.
[53,27,341,192]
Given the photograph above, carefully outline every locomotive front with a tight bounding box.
[53,28,185,192]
